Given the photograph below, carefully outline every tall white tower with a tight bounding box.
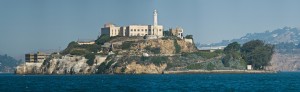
[153,9,158,26]
[153,9,158,35]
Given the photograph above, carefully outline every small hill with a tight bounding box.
[209,27,300,46]
[0,54,22,73]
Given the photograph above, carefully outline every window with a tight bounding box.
[145,29,147,31]
[131,29,133,31]
[142,29,144,31]
[138,29,140,31]
[159,29,162,31]
[134,29,136,31]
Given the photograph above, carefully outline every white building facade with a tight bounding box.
[100,10,163,37]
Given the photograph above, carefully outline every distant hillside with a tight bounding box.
[0,54,22,73]
[202,27,300,71]
[207,27,300,46]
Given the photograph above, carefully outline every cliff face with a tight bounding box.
[267,53,300,71]
[114,61,167,74]
[16,37,200,75]
[130,39,197,54]
[16,55,170,75]
[15,56,96,74]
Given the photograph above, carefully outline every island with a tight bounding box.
[15,10,276,74]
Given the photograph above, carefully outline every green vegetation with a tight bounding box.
[70,49,89,56]
[144,46,160,54]
[121,41,134,50]
[174,40,181,53]
[139,56,168,66]
[196,52,219,59]
[106,61,114,69]
[185,35,193,39]
[220,40,274,70]
[95,34,110,45]
[61,41,101,55]
[182,51,221,59]
[186,63,205,70]
[97,62,107,73]
[206,62,215,70]
[140,56,149,61]
[186,40,274,70]
[222,42,244,67]
[149,56,168,66]
[186,60,223,70]
[85,53,96,66]
[97,60,116,73]
[224,42,241,53]
[241,40,274,70]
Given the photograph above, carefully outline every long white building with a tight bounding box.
[100,10,163,37]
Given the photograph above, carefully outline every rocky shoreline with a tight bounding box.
[164,70,277,74]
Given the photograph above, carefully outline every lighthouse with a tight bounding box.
[153,9,158,35]
[154,9,158,26]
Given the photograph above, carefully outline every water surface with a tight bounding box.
[0,72,299,91]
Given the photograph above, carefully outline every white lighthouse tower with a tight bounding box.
[153,9,158,35]
[154,9,158,26]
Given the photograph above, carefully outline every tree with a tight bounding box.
[61,41,79,55]
[241,40,274,70]
[241,40,264,54]
[224,42,240,54]
[222,42,242,67]
[95,34,110,45]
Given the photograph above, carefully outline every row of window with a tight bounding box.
[111,29,162,32]
[111,30,118,36]
[130,33,147,36]
[130,29,162,32]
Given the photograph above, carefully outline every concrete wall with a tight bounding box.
[184,39,193,44]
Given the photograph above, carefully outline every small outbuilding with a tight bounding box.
[247,65,252,70]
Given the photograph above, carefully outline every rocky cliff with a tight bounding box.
[15,55,96,74]
[115,61,167,74]
[137,39,197,54]
[267,52,300,71]
[16,37,198,75]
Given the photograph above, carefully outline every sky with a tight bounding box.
[1,0,300,59]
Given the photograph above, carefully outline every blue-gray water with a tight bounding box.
[0,72,300,91]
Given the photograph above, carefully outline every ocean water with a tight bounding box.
[0,72,299,92]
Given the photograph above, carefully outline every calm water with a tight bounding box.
[0,72,300,92]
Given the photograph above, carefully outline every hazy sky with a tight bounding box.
[1,0,300,59]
